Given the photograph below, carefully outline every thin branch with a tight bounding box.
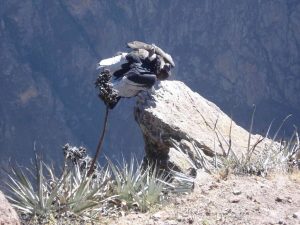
[87,106,110,177]
[247,105,256,156]
[227,116,233,157]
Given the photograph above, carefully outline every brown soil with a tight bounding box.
[104,172,300,225]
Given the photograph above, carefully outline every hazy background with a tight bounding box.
[1,0,299,166]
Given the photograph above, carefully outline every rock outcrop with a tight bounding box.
[0,191,20,225]
[135,81,277,173]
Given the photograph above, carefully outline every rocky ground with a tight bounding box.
[0,190,20,225]
[105,172,300,225]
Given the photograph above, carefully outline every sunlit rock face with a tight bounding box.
[134,80,278,173]
[0,0,299,164]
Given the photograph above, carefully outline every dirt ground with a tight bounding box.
[104,172,300,225]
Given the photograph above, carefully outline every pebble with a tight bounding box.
[187,218,194,224]
[224,208,232,213]
[166,220,178,225]
[177,215,183,222]
[233,190,242,195]
[246,195,253,200]
[230,198,240,203]
[146,219,155,225]
[293,211,300,220]
[174,197,184,205]
[152,212,161,221]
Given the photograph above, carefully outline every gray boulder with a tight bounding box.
[134,80,276,173]
[0,191,20,225]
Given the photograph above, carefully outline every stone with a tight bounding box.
[194,169,213,188]
[233,190,242,195]
[293,211,300,220]
[230,198,240,203]
[0,191,20,225]
[135,80,278,174]
[152,212,162,220]
[176,215,183,222]
[166,220,178,225]
[275,197,283,202]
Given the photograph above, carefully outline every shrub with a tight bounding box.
[4,145,190,223]
[4,145,113,224]
[171,114,300,177]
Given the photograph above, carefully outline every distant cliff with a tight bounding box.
[0,0,299,164]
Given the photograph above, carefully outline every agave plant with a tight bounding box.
[108,157,146,202]
[132,167,167,212]
[223,116,300,176]
[56,163,112,216]
[107,157,174,212]
[5,156,64,217]
[4,145,113,224]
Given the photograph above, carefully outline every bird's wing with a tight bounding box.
[97,53,128,72]
[127,41,175,67]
